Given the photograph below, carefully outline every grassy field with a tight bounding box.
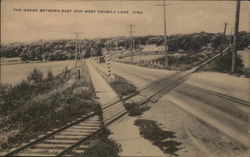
[1,60,75,85]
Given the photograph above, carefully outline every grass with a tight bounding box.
[135,119,182,156]
[109,74,137,97]
[0,61,100,151]
[0,67,71,116]
[123,101,150,116]
[70,129,121,157]
[108,75,149,116]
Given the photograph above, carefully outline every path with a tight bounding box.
[86,59,166,156]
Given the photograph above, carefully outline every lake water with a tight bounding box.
[1,60,75,85]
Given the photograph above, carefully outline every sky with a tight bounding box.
[1,0,249,44]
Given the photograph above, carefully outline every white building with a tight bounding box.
[141,44,166,53]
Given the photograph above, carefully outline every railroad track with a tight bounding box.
[181,83,250,107]
[3,68,193,156]
[3,50,235,156]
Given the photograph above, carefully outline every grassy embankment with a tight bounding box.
[135,119,182,156]
[0,61,100,151]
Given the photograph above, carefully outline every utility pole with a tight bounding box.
[0,0,1,84]
[90,47,93,58]
[127,24,136,62]
[79,41,82,60]
[0,49,1,84]
[73,32,79,67]
[138,36,141,48]
[220,22,228,62]
[156,0,172,67]
[231,0,241,73]
[229,27,233,47]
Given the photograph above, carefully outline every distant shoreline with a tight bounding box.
[1,59,74,66]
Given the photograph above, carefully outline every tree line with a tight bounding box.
[1,31,249,61]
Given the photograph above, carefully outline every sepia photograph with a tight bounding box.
[0,0,249,156]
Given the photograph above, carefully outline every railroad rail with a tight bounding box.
[181,83,250,107]
[3,48,239,156]
[3,68,192,156]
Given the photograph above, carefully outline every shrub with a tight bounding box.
[82,130,121,157]
[47,70,54,81]
[208,52,244,74]
[135,119,182,156]
[243,67,250,77]
[110,75,137,96]
[27,69,43,84]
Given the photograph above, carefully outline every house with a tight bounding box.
[141,44,166,53]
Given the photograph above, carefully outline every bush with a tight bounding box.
[81,129,121,157]
[27,69,43,84]
[0,65,99,150]
[0,84,12,104]
[243,67,250,77]
[110,75,137,96]
[47,70,54,81]
[124,102,150,116]
[204,52,245,74]
[135,119,182,156]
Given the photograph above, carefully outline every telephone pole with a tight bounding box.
[138,36,141,48]
[156,0,172,67]
[127,24,136,62]
[231,0,241,73]
[229,27,233,47]
[0,1,1,84]
[79,41,82,60]
[220,22,228,62]
[73,32,79,67]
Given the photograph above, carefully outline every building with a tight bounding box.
[141,44,166,53]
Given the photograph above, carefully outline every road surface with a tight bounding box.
[92,60,249,157]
